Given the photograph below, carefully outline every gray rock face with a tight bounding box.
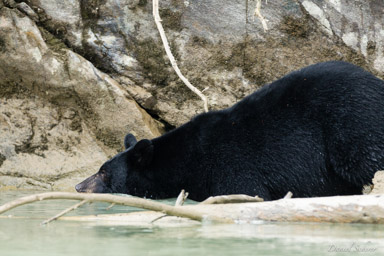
[0,3,163,190]
[0,0,383,190]
[300,0,384,71]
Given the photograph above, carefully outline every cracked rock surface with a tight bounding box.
[0,0,383,191]
[0,98,106,190]
[0,1,164,190]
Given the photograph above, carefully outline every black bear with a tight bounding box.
[76,61,384,201]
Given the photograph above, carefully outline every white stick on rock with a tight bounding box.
[152,0,209,112]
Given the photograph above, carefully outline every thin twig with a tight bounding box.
[150,214,168,224]
[152,0,209,112]
[254,0,268,32]
[175,189,189,206]
[199,194,264,205]
[151,190,189,224]
[106,203,116,210]
[283,191,293,199]
[0,192,233,223]
[41,200,88,225]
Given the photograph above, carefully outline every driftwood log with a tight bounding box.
[0,192,233,223]
[191,194,384,224]
[1,192,384,225]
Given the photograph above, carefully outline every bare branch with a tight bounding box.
[42,200,88,225]
[254,0,268,32]
[106,203,116,210]
[199,194,264,205]
[283,191,293,199]
[175,189,189,206]
[150,214,168,224]
[150,190,189,224]
[2,193,384,224]
[0,192,233,223]
[152,0,209,112]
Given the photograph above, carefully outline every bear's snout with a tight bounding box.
[75,183,84,192]
[75,174,98,193]
[75,173,111,193]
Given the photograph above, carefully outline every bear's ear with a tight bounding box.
[124,133,137,149]
[130,139,154,169]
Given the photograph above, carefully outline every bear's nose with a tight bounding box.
[75,183,83,192]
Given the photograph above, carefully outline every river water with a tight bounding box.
[0,191,382,256]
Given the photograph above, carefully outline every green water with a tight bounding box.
[0,191,383,256]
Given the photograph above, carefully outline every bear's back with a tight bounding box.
[232,61,384,118]
[211,61,384,199]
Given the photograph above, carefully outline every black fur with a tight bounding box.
[76,61,384,201]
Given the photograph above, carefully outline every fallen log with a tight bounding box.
[0,192,233,223]
[65,194,384,225]
[191,194,384,224]
[1,192,383,225]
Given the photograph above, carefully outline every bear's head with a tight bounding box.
[75,133,156,197]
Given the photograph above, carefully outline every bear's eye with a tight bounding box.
[98,169,111,183]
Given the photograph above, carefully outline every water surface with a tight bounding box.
[0,191,382,256]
